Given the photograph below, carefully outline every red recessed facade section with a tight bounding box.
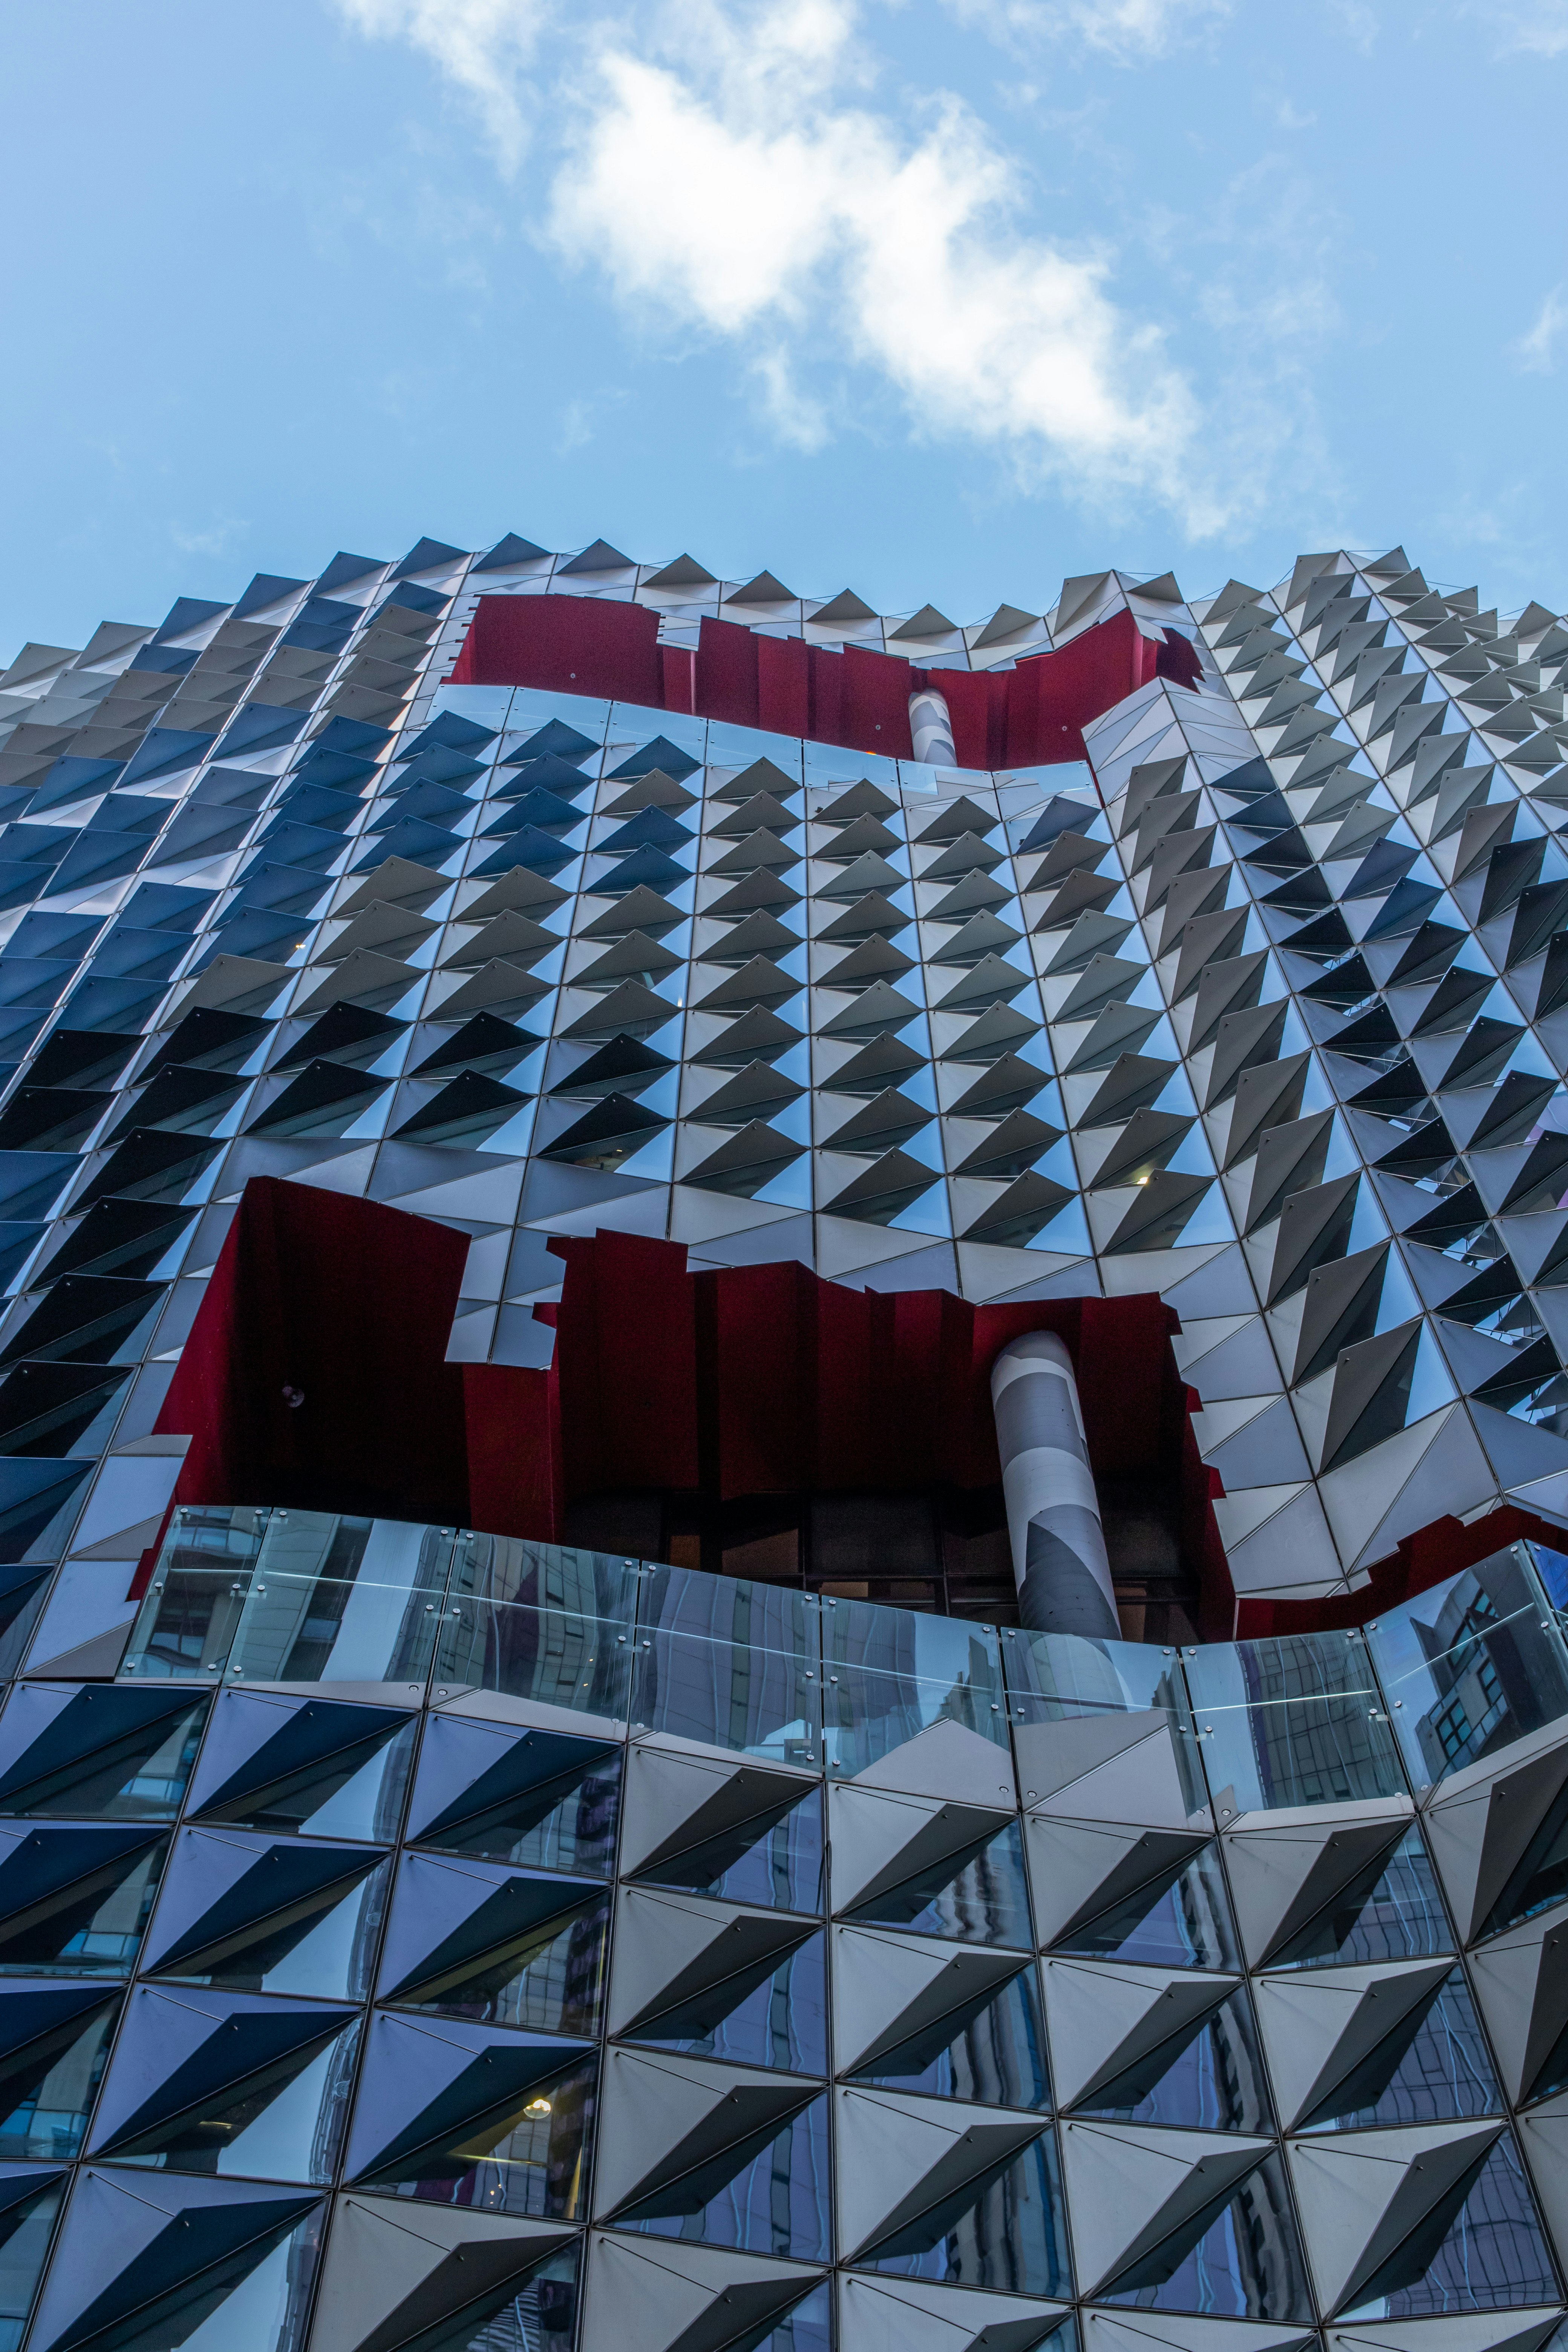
[153,1179,1242,1628]
[445,593,1197,768]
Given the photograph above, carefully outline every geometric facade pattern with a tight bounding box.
[5,529,1568,2343]
[0,1507,1564,2350]
[6,533,1568,1663]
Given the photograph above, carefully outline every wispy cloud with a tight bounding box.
[170,517,247,558]
[1515,285,1568,372]
[556,386,629,452]
[330,0,1310,537]
[337,0,552,172]
[938,0,1232,61]
[1487,0,1568,54]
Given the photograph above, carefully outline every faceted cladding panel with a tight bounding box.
[14,536,1568,1668]
[7,533,1568,2342]
[0,1510,1557,2348]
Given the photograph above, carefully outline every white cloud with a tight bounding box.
[331,0,1277,534]
[554,0,1214,525]
[1516,286,1568,372]
[337,0,550,172]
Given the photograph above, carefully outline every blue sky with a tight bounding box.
[4,0,1568,662]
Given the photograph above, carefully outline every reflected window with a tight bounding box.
[853,2128,1069,2298]
[823,1601,1006,1778]
[406,1716,622,1877]
[1338,2132,1559,2320]
[1052,1842,1239,1973]
[1186,1633,1406,1812]
[847,1818,1033,1948]
[1263,1823,1453,1970]
[377,1852,609,2038]
[1294,1965,1500,2130]
[611,2094,829,2261]
[850,1960,1047,2110]
[142,1827,389,1999]
[1074,1982,1271,2134]
[1369,1546,1568,1792]
[635,1781,823,1915]
[1098,2150,1311,2323]
[184,1691,418,1843]
[0,1687,209,1823]
[0,1987,119,2163]
[632,1570,817,1764]
[0,1825,165,1978]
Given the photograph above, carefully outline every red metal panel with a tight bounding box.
[758,633,811,741]
[446,592,663,707]
[661,643,697,714]
[694,615,760,728]
[157,1176,471,1528]
[841,643,915,758]
[465,1362,559,1541]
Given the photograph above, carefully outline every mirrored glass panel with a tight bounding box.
[632,1570,817,1763]
[0,1686,210,1822]
[183,1690,418,1843]
[0,1986,119,2162]
[1336,2133,1559,2320]
[1368,1545,1568,1790]
[848,1959,1048,2109]
[377,1851,609,2037]
[612,2093,830,2262]
[0,1824,165,1977]
[845,1818,1033,1948]
[1070,1981,1270,2132]
[1261,1821,1455,1970]
[86,1984,359,2182]
[634,1779,824,1914]
[852,2127,1069,2298]
[346,2014,594,2221]
[1185,1631,1406,1811]
[406,1715,622,1876]
[1292,1965,1501,2130]
[1097,2150,1311,2322]
[0,2166,64,2352]
[142,1826,389,1999]
[822,1601,1006,1777]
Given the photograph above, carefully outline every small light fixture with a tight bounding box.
[525,2097,553,2118]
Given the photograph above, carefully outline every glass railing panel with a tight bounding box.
[118,1504,271,1680]
[1366,1545,1568,1792]
[224,1513,456,1689]
[1000,1628,1206,1814]
[119,1509,458,1690]
[820,1596,1007,1776]
[433,1532,639,1718]
[630,1566,818,1763]
[447,1532,642,1622]
[1002,1627,1193,1717]
[1184,1630,1407,1811]
[432,1596,634,1719]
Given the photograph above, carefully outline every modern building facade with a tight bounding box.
[0,534,1566,2347]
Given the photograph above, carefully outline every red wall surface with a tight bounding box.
[444,595,1201,768]
[151,1182,1550,1643]
[152,1180,1239,1630]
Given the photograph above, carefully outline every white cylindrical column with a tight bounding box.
[990,1331,1119,1640]
[908,686,956,766]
